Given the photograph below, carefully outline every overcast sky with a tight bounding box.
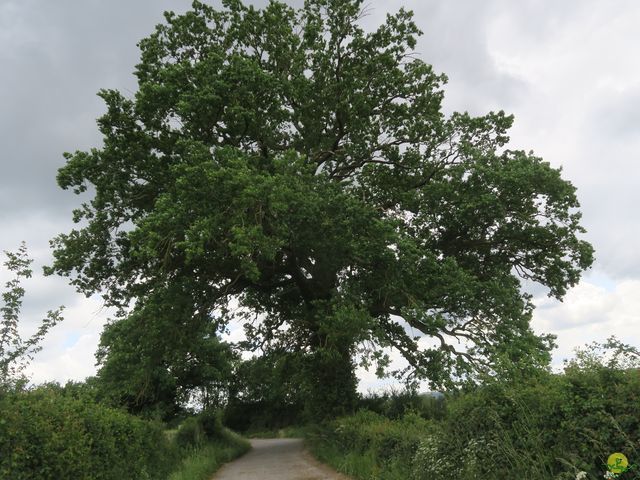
[1,0,639,391]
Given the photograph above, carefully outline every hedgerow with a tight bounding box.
[0,387,179,480]
[308,365,640,480]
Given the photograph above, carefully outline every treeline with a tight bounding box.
[307,356,640,480]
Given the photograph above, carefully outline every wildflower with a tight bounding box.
[604,471,618,479]
[575,472,587,480]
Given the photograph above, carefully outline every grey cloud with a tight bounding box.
[569,88,640,279]
[401,0,528,115]
[589,88,640,141]
[0,0,303,224]
[0,0,192,222]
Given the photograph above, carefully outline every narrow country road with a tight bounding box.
[212,438,350,480]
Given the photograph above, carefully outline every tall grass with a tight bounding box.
[169,430,250,480]
[306,411,430,480]
[309,435,382,480]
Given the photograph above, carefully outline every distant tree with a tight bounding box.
[565,336,640,371]
[225,352,306,430]
[48,0,593,417]
[1,242,63,390]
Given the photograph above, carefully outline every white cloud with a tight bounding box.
[27,333,101,385]
[22,295,114,385]
[532,275,640,368]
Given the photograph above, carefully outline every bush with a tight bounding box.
[308,366,640,480]
[223,399,303,432]
[198,408,225,440]
[359,389,446,420]
[412,368,640,479]
[0,387,179,480]
[176,416,206,450]
[307,410,433,479]
[168,430,250,480]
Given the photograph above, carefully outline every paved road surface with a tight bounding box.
[212,438,349,480]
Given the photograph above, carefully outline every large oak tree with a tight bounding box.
[49,0,593,416]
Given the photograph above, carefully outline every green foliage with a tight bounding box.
[431,378,563,479]
[226,348,358,427]
[176,417,206,449]
[566,336,640,371]
[300,346,359,420]
[49,0,593,416]
[198,407,225,440]
[225,353,304,431]
[245,424,310,439]
[95,294,237,420]
[555,364,640,477]
[308,410,433,479]
[1,243,63,389]
[0,386,179,480]
[311,365,640,480]
[176,408,242,450]
[168,430,250,480]
[0,385,250,480]
[359,388,446,421]
[56,377,102,402]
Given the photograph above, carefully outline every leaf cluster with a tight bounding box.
[1,243,63,390]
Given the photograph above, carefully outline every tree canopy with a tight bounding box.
[48,0,593,415]
[94,291,236,418]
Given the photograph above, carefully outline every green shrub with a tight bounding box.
[223,399,304,432]
[176,416,206,450]
[308,366,640,480]
[198,408,224,440]
[308,410,433,479]
[415,369,640,479]
[168,429,250,480]
[359,389,446,421]
[0,388,253,480]
[0,387,179,480]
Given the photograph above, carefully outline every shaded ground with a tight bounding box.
[212,438,349,480]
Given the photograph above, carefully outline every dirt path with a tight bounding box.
[212,438,350,480]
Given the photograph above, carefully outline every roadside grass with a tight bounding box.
[305,418,418,480]
[309,438,381,479]
[165,428,179,443]
[168,430,250,480]
[303,363,640,480]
